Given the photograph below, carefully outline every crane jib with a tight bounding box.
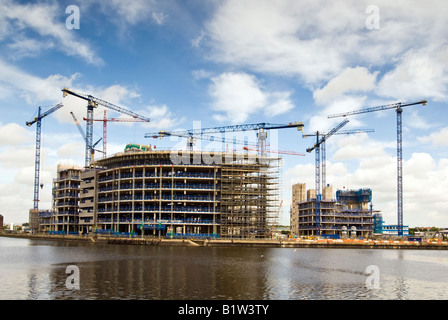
[327,100,427,118]
[62,88,150,122]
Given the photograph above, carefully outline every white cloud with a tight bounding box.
[191,31,205,48]
[203,0,448,103]
[0,146,35,168]
[418,127,448,146]
[376,46,448,102]
[192,69,214,80]
[109,0,153,24]
[0,122,33,146]
[313,67,378,105]
[99,84,141,104]
[265,91,294,117]
[141,104,184,130]
[208,72,294,123]
[204,0,373,83]
[57,142,85,161]
[0,180,33,224]
[332,133,387,160]
[152,12,168,25]
[0,58,79,104]
[90,0,166,31]
[406,110,434,130]
[307,95,367,133]
[6,36,55,60]
[0,0,102,65]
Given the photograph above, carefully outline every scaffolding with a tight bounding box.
[220,153,280,238]
[50,165,82,234]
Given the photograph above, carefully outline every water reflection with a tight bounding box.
[1,237,448,300]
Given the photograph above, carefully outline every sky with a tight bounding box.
[0,0,447,228]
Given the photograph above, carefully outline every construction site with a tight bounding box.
[29,144,287,240]
[23,87,433,243]
[45,148,282,239]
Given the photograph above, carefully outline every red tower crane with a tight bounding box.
[84,110,147,159]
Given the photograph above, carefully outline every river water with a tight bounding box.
[1,236,447,300]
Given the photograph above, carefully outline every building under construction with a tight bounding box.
[36,164,82,234]
[35,146,281,239]
[290,183,378,238]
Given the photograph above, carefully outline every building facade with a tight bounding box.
[382,225,410,237]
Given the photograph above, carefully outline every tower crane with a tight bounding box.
[328,100,427,236]
[26,103,64,210]
[145,121,304,157]
[150,130,307,157]
[62,88,150,167]
[70,112,103,162]
[306,119,349,236]
[84,110,148,159]
[303,129,375,189]
[150,130,260,152]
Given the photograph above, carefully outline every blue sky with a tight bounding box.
[0,0,447,228]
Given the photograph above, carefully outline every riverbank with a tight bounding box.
[2,232,448,250]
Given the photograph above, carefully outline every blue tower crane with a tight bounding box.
[306,119,349,236]
[328,100,427,237]
[26,103,64,210]
[145,121,304,157]
[303,128,375,189]
[151,130,259,152]
[151,130,306,156]
[62,88,150,167]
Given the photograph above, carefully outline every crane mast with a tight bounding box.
[328,99,427,236]
[306,119,349,235]
[26,102,64,210]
